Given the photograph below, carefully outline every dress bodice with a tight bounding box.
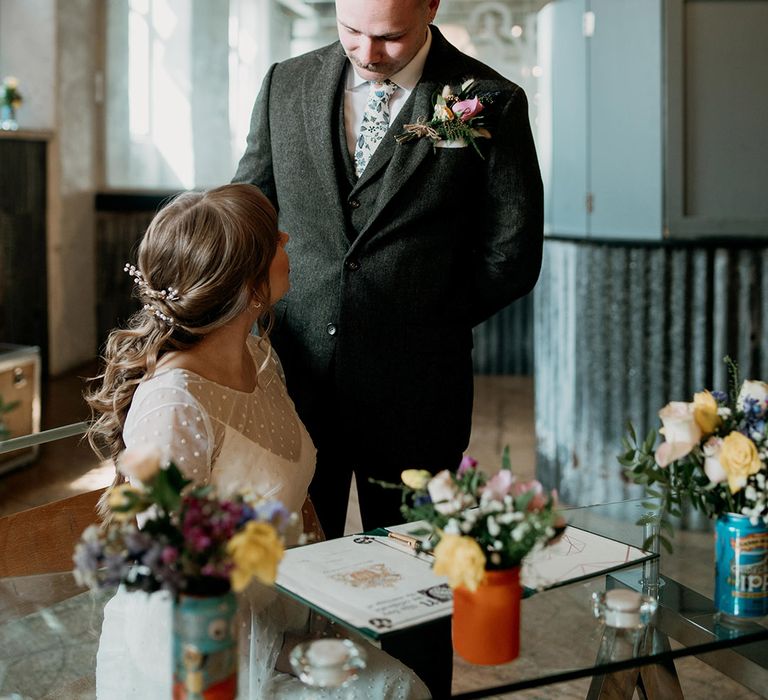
[122,336,316,516]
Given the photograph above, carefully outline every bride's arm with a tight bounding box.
[301,496,325,542]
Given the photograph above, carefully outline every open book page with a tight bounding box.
[387,520,655,590]
[278,525,655,636]
[276,535,451,636]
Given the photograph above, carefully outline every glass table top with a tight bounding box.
[1,499,767,698]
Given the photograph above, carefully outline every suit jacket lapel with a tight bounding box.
[352,28,458,242]
[303,44,349,237]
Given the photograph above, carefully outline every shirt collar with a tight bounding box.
[345,27,432,91]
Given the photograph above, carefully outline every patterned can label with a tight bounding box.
[714,514,768,618]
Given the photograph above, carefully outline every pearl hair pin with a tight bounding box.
[124,262,182,326]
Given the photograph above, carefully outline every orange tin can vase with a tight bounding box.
[451,567,521,665]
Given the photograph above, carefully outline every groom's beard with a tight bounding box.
[347,54,399,80]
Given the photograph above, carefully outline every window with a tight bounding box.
[103,0,542,190]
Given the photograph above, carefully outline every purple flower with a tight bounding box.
[457,456,478,476]
[253,502,291,532]
[185,526,212,552]
[123,529,153,556]
[161,546,179,565]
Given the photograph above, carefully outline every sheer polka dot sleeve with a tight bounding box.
[123,374,215,485]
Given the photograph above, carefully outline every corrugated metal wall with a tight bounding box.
[535,238,768,508]
[472,294,534,375]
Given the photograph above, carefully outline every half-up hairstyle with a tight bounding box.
[86,183,279,472]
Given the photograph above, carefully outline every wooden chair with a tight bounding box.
[0,488,104,578]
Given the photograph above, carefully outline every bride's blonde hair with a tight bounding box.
[86,183,279,471]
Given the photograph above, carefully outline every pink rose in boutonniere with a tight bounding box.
[395,78,494,158]
[453,96,483,122]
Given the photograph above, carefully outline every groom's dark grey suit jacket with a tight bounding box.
[234,27,543,472]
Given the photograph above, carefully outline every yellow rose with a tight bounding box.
[693,391,721,436]
[106,483,145,521]
[227,521,284,592]
[432,534,486,591]
[401,469,432,490]
[719,431,762,494]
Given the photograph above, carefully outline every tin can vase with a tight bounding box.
[714,513,768,618]
[452,567,521,665]
[173,590,238,699]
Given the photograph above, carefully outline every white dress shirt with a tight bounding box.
[343,29,433,158]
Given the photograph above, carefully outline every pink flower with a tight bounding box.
[452,97,483,122]
[457,456,478,476]
[511,479,548,511]
[483,469,515,501]
[160,546,179,564]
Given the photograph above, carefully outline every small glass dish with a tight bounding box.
[592,588,658,629]
[289,638,367,688]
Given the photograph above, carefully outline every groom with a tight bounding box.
[234,0,543,539]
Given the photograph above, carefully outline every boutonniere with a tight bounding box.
[395,79,494,157]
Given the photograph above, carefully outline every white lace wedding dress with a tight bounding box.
[96,336,430,699]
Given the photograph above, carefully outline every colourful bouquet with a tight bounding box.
[73,446,293,596]
[396,78,494,156]
[621,360,768,551]
[376,449,562,591]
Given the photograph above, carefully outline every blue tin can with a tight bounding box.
[714,513,768,618]
[173,590,238,699]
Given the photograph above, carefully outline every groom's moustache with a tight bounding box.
[349,56,388,73]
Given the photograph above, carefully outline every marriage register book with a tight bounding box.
[275,524,656,639]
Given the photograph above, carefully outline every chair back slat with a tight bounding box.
[0,488,104,578]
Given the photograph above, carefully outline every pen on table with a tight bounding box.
[387,531,420,549]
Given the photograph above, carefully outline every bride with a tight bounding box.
[86,183,430,699]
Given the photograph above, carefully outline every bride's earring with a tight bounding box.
[251,299,263,312]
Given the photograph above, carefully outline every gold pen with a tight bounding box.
[387,531,420,549]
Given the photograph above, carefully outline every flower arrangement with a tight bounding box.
[396,78,494,157]
[375,449,561,592]
[1,76,23,110]
[621,359,768,551]
[73,446,293,596]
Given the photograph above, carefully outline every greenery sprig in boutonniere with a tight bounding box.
[396,78,494,157]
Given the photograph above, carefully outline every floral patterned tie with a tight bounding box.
[354,79,398,177]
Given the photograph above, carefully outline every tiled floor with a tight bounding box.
[0,370,764,698]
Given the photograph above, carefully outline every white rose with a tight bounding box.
[427,470,462,515]
[655,401,701,467]
[118,445,162,483]
[703,436,727,484]
[738,380,768,414]
[659,402,702,444]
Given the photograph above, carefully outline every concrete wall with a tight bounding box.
[0,0,98,375]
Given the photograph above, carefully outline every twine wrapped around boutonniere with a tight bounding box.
[395,78,494,158]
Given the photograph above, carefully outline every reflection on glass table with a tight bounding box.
[1,500,767,699]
